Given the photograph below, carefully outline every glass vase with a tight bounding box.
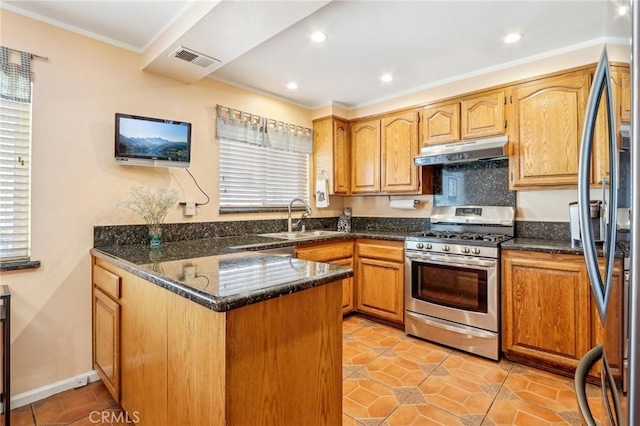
[148,223,163,247]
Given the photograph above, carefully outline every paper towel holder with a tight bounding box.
[388,196,420,205]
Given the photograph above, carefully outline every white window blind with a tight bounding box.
[220,139,309,211]
[0,98,31,260]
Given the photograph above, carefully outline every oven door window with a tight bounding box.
[412,261,488,313]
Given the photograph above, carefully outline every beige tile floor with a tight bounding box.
[2,315,603,425]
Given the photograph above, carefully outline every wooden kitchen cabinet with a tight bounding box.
[502,249,623,378]
[460,89,507,139]
[420,89,507,146]
[351,111,431,195]
[420,101,460,145]
[355,239,404,324]
[313,116,350,195]
[92,256,342,425]
[509,70,591,189]
[351,118,381,193]
[296,240,355,314]
[618,66,631,123]
[381,110,421,193]
[92,261,122,402]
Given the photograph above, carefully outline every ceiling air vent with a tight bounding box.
[171,47,221,69]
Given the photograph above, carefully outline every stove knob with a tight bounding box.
[416,243,424,249]
[472,248,481,255]
[426,243,433,250]
[442,245,450,252]
[461,247,470,254]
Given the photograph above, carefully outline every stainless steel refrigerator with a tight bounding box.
[575,1,637,424]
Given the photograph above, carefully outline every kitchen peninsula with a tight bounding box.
[90,237,352,425]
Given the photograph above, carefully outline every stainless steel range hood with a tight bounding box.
[414,135,508,166]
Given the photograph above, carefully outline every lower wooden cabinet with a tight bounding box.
[296,240,355,314]
[92,260,122,402]
[92,256,342,425]
[355,239,404,324]
[502,249,622,377]
[93,288,120,401]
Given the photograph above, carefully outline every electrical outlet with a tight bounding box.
[73,375,88,388]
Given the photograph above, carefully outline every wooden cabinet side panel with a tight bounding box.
[502,251,591,370]
[120,272,168,425]
[313,117,335,196]
[461,90,505,139]
[380,110,419,192]
[356,257,404,323]
[93,288,120,402]
[167,292,226,425]
[510,72,590,188]
[351,119,381,193]
[226,282,342,426]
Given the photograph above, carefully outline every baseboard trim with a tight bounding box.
[10,371,101,410]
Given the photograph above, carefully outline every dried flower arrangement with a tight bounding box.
[119,186,179,246]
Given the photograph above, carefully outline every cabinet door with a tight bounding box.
[333,119,350,194]
[461,90,506,139]
[312,117,336,196]
[592,67,621,186]
[420,101,460,145]
[510,71,590,189]
[332,257,355,314]
[381,110,420,193]
[356,257,403,323]
[94,288,120,402]
[351,119,380,193]
[502,251,591,371]
[590,259,624,380]
[618,67,631,123]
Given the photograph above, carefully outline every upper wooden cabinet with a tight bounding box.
[351,118,381,193]
[618,66,631,123]
[461,89,507,139]
[509,70,591,189]
[420,89,507,146]
[351,111,431,195]
[381,110,421,193]
[421,101,460,145]
[312,116,350,195]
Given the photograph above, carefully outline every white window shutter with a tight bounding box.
[220,139,309,210]
[0,98,31,260]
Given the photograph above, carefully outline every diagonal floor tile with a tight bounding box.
[416,374,498,416]
[343,378,403,421]
[344,340,387,366]
[385,403,471,426]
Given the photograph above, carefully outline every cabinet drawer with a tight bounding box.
[356,240,404,262]
[93,264,121,300]
[296,240,354,262]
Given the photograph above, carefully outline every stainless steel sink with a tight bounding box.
[258,230,344,240]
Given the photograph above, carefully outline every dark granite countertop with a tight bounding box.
[501,238,623,257]
[90,230,411,313]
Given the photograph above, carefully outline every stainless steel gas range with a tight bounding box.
[404,206,515,360]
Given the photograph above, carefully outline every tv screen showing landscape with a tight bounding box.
[115,113,191,165]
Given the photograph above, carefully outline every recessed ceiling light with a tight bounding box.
[618,5,628,15]
[380,74,393,83]
[286,82,298,90]
[504,33,523,44]
[310,32,327,43]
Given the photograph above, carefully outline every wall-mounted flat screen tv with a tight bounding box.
[115,113,191,168]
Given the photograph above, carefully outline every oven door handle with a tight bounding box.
[406,253,496,269]
[406,312,496,339]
